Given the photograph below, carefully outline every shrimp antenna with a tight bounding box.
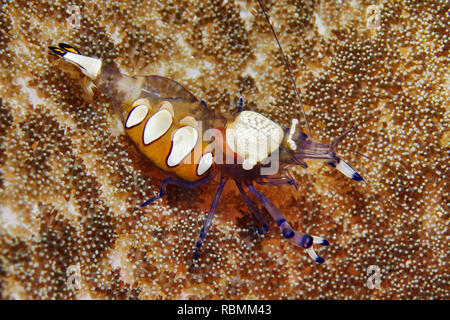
[256,0,312,140]
[344,149,373,162]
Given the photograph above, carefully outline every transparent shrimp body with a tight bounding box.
[92,63,218,182]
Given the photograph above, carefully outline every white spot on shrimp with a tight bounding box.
[143,109,173,145]
[125,104,148,128]
[167,126,198,167]
[197,152,213,176]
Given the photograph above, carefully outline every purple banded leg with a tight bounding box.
[257,176,297,190]
[246,183,329,264]
[193,175,228,260]
[140,173,216,207]
[234,180,269,235]
[282,146,308,169]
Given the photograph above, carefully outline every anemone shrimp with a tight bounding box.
[48,0,365,264]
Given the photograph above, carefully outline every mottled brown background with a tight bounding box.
[0,0,448,299]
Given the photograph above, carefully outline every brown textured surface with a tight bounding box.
[0,0,448,299]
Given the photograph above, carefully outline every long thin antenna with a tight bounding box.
[256,0,312,140]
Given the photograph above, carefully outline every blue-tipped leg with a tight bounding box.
[234,179,270,235]
[315,256,325,264]
[352,172,364,181]
[257,224,270,235]
[257,177,297,189]
[140,173,216,208]
[193,175,228,260]
[328,156,365,182]
[246,183,329,264]
[256,169,298,191]
[140,194,164,207]
[312,236,329,246]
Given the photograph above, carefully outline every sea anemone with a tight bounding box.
[0,0,448,299]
